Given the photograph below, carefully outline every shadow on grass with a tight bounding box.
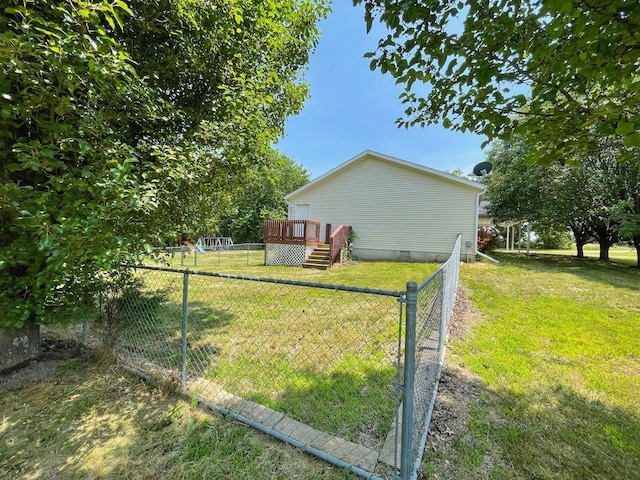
[0,359,358,480]
[488,385,640,479]
[491,252,640,292]
[428,366,640,479]
[118,298,235,372]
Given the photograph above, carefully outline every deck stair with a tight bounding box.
[303,244,332,270]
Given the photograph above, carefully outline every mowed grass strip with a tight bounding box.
[121,260,440,445]
[424,253,640,479]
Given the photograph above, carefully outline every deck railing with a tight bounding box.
[329,224,352,266]
[263,219,321,245]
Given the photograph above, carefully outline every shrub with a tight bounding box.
[478,228,501,253]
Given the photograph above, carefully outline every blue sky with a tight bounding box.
[276,2,487,179]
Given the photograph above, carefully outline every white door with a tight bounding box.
[295,204,310,220]
[294,204,310,237]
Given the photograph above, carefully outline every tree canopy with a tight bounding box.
[484,137,640,265]
[0,0,327,327]
[355,0,640,163]
[217,151,310,243]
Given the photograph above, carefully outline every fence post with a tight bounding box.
[400,281,418,480]
[439,269,447,355]
[194,247,198,267]
[180,271,189,389]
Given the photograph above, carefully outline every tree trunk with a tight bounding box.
[0,324,40,371]
[570,224,590,258]
[634,236,640,268]
[599,241,611,260]
[592,222,618,262]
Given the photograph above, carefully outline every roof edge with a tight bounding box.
[285,149,485,200]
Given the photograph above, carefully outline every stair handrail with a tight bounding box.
[328,225,351,266]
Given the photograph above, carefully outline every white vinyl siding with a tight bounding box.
[287,154,480,255]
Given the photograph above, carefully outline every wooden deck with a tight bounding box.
[263,219,321,245]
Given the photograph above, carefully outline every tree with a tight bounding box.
[0,0,327,327]
[354,0,640,163]
[611,199,640,268]
[606,149,640,267]
[542,163,594,259]
[482,138,547,225]
[485,136,640,265]
[217,151,310,243]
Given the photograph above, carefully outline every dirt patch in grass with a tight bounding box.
[0,339,85,391]
[422,286,509,479]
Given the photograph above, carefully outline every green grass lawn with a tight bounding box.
[0,357,358,480]
[5,254,638,479]
[499,244,638,267]
[119,259,440,448]
[2,259,439,480]
[423,253,640,479]
[155,249,436,290]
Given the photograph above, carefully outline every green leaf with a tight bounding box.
[105,14,115,29]
[115,1,133,15]
[364,8,373,34]
[623,132,640,147]
[615,121,635,135]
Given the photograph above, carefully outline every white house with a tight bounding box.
[284,150,485,262]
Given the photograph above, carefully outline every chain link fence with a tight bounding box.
[111,266,403,477]
[401,234,461,480]
[43,235,462,479]
[158,243,265,268]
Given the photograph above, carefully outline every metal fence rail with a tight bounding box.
[45,235,463,479]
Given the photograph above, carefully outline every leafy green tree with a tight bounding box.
[217,151,310,243]
[541,163,594,259]
[0,0,327,327]
[355,0,640,163]
[611,199,640,268]
[532,230,573,250]
[485,136,640,265]
[604,148,640,266]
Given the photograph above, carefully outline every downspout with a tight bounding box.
[477,251,500,264]
[473,190,483,261]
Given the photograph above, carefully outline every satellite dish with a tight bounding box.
[473,161,493,177]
